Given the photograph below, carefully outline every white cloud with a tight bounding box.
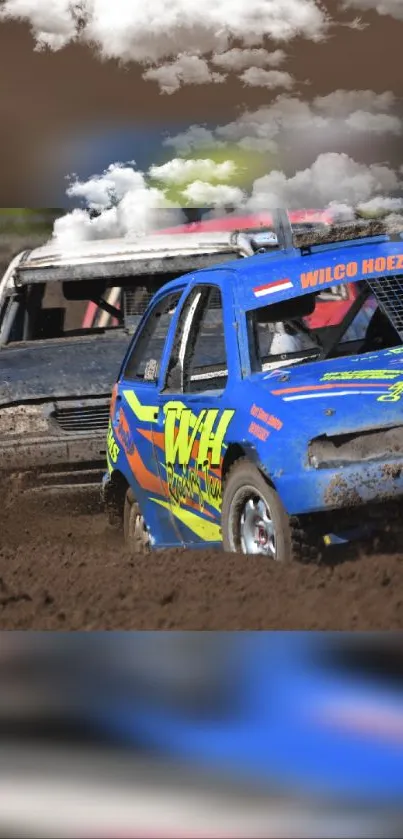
[0,0,80,50]
[247,152,401,210]
[142,55,226,94]
[149,158,238,185]
[345,110,401,134]
[52,157,248,244]
[342,0,403,21]
[314,89,397,116]
[211,47,286,71]
[54,162,183,245]
[0,0,330,70]
[357,195,403,215]
[239,68,295,89]
[66,163,149,211]
[166,91,402,154]
[53,150,403,247]
[181,182,246,207]
[163,125,224,155]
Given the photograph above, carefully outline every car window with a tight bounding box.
[164,285,228,394]
[314,284,350,302]
[248,293,321,373]
[3,280,125,344]
[247,288,395,373]
[339,296,377,343]
[124,290,182,383]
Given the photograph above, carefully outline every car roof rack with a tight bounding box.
[270,208,403,256]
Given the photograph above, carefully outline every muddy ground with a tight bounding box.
[1,483,403,630]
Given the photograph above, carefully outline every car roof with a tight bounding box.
[11,230,254,285]
[161,229,403,313]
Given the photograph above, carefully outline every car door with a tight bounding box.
[114,287,185,546]
[152,280,237,547]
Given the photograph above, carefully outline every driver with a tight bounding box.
[269,319,319,355]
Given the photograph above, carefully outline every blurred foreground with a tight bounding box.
[1,633,403,837]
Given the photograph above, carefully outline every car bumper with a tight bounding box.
[0,433,107,490]
[277,457,403,516]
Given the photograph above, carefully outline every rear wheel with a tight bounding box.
[123,487,150,557]
[221,459,321,563]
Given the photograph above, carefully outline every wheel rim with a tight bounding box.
[230,487,277,557]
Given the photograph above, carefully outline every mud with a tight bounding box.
[324,474,362,508]
[1,483,403,630]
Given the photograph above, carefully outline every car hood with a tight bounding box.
[255,347,403,439]
[0,333,131,407]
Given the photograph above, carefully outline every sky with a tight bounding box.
[0,0,401,240]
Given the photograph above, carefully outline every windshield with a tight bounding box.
[247,284,398,373]
[0,280,123,346]
[0,279,168,346]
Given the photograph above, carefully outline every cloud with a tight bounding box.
[52,156,248,244]
[51,144,403,251]
[181,181,246,207]
[149,158,238,185]
[0,0,81,51]
[342,0,403,21]
[239,68,295,89]
[211,47,286,71]
[142,55,226,94]
[66,163,151,211]
[53,148,403,248]
[163,125,225,155]
[166,90,402,154]
[0,0,330,84]
[313,89,397,116]
[357,195,403,215]
[247,152,401,210]
[54,162,183,245]
[345,110,401,133]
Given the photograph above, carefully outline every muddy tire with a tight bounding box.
[221,458,321,563]
[123,487,150,557]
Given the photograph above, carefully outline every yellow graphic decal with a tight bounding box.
[106,451,114,475]
[164,403,234,468]
[123,390,159,423]
[151,497,222,542]
[163,402,235,512]
[378,383,403,402]
[322,370,403,382]
[107,420,120,464]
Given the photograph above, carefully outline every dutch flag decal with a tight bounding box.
[253,278,293,298]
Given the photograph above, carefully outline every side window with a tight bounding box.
[339,296,378,344]
[315,284,350,302]
[164,285,228,394]
[247,294,321,373]
[124,290,182,383]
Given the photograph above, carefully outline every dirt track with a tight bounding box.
[1,484,403,630]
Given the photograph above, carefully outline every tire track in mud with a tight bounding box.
[1,488,403,630]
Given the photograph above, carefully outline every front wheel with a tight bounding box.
[123,487,151,557]
[221,459,321,563]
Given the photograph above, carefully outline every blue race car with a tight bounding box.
[102,212,403,560]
